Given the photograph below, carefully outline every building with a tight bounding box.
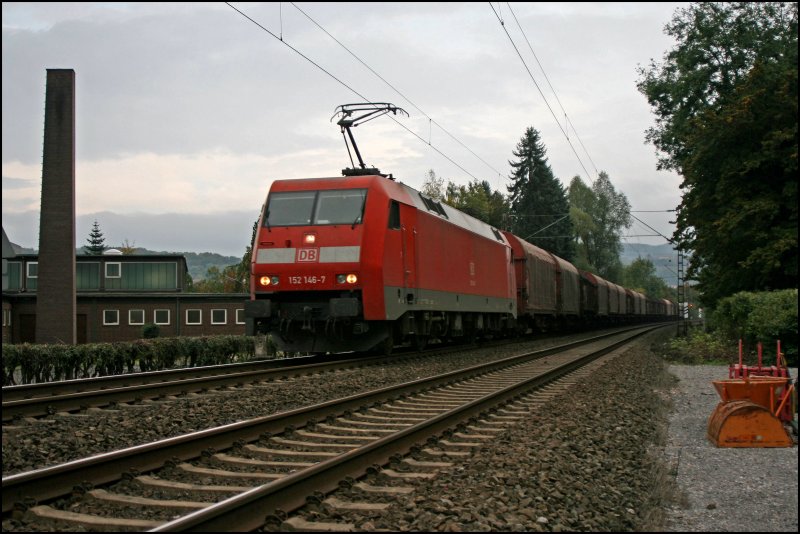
[2,243,247,344]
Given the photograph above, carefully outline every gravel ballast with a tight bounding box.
[663,364,798,532]
[304,330,680,532]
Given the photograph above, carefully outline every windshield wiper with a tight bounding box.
[352,195,367,229]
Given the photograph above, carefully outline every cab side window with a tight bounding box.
[388,200,401,229]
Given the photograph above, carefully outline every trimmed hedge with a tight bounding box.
[2,335,257,386]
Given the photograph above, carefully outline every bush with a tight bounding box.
[710,289,798,365]
[142,323,160,339]
[662,329,731,364]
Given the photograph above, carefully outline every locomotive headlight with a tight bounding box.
[260,276,279,287]
[346,274,358,284]
[303,233,316,244]
[336,273,358,284]
[336,274,346,284]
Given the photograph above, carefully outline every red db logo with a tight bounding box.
[297,248,319,263]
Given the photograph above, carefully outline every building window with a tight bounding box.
[154,309,170,325]
[235,308,245,325]
[129,309,145,325]
[211,309,227,325]
[186,309,202,325]
[27,262,38,278]
[2,309,9,327]
[103,309,120,325]
[105,262,121,278]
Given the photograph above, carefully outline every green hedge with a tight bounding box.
[709,289,798,365]
[2,335,258,386]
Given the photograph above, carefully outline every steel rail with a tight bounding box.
[2,354,334,400]
[2,346,460,421]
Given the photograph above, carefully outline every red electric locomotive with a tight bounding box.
[244,103,676,353]
[244,174,516,353]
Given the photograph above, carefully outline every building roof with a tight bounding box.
[2,227,16,259]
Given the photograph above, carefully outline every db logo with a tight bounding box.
[297,248,319,263]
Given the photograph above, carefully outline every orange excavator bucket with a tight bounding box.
[707,378,794,448]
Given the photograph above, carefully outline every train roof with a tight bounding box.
[269,175,510,247]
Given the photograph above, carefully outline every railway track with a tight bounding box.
[2,326,640,423]
[2,342,504,422]
[3,325,662,531]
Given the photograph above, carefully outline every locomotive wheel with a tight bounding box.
[373,335,394,356]
[464,328,477,347]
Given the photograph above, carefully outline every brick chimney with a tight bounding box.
[35,69,76,344]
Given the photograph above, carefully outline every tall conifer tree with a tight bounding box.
[86,220,106,255]
[507,127,574,261]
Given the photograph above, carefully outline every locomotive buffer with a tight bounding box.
[332,103,408,177]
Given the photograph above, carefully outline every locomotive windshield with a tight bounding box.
[265,189,367,226]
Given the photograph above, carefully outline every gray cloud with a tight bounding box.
[1,176,35,189]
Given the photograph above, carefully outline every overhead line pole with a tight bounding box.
[628,212,687,336]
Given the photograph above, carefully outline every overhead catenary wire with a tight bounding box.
[489,2,593,182]
[289,2,505,187]
[225,2,485,183]
[505,3,600,177]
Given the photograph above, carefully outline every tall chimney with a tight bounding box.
[36,69,76,344]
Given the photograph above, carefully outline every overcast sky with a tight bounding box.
[2,2,686,257]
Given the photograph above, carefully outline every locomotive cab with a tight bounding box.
[245,176,384,353]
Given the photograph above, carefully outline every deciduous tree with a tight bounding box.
[637,2,798,306]
[568,173,631,282]
[623,257,670,299]
[446,179,509,230]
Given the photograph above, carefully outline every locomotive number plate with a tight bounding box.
[288,275,327,285]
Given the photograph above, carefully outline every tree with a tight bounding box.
[192,219,258,294]
[623,257,671,299]
[637,2,798,306]
[446,179,510,229]
[85,220,106,255]
[421,169,445,200]
[193,265,243,293]
[567,176,598,272]
[507,127,574,261]
[567,173,631,282]
[119,239,137,255]
[235,219,259,293]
